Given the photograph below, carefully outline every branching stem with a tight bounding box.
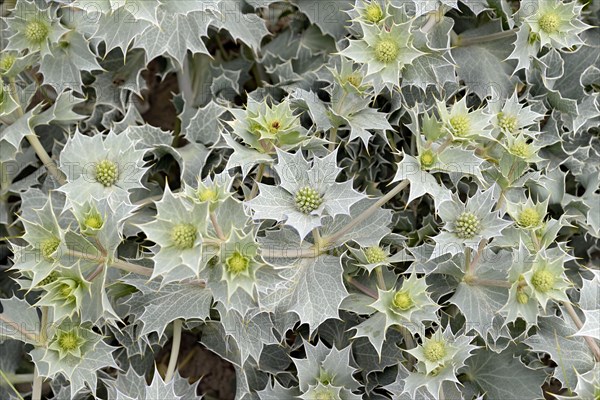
[67,250,154,276]
[323,180,408,246]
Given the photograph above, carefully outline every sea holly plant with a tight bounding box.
[0,0,599,399]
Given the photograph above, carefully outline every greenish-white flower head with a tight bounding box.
[59,130,148,205]
[437,98,493,141]
[523,0,590,48]
[501,243,540,327]
[247,149,365,241]
[369,274,439,339]
[14,197,66,287]
[48,327,86,359]
[523,252,570,310]
[503,132,544,163]
[295,186,324,214]
[340,20,423,90]
[330,58,371,95]
[4,0,67,55]
[228,98,309,154]
[301,383,343,400]
[36,265,89,322]
[364,246,386,263]
[182,171,234,211]
[404,329,477,398]
[419,149,437,170]
[292,341,360,398]
[506,196,549,231]
[0,53,17,72]
[433,188,511,256]
[360,0,385,24]
[218,229,264,300]
[139,187,209,282]
[487,92,545,136]
[348,241,410,273]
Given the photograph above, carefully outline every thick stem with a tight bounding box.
[328,127,338,152]
[31,369,42,400]
[375,267,386,290]
[165,319,183,382]
[248,163,265,200]
[345,276,377,299]
[562,302,600,362]
[456,29,518,47]
[67,250,154,276]
[209,212,226,241]
[323,180,408,246]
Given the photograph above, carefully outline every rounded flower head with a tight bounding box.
[435,188,511,256]
[170,223,197,250]
[198,187,218,203]
[531,269,555,293]
[226,251,250,274]
[538,12,560,34]
[392,290,413,311]
[449,115,470,137]
[523,0,589,48]
[506,197,547,232]
[437,98,493,141]
[0,54,16,71]
[365,246,386,264]
[95,160,119,187]
[295,186,323,214]
[503,131,543,163]
[84,213,103,230]
[423,340,446,362]
[454,212,481,239]
[48,326,87,360]
[24,20,49,44]
[497,112,518,133]
[41,237,61,260]
[340,20,423,90]
[419,149,436,169]
[523,253,570,310]
[364,2,384,24]
[518,207,542,228]
[374,38,399,63]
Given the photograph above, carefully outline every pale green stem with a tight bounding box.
[464,247,472,277]
[165,319,183,382]
[328,127,339,152]
[562,302,600,362]
[322,180,409,246]
[375,267,386,290]
[9,77,66,185]
[31,369,42,400]
[32,307,47,400]
[344,276,377,299]
[209,211,226,241]
[67,249,154,276]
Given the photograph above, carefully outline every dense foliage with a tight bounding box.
[0,0,599,399]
